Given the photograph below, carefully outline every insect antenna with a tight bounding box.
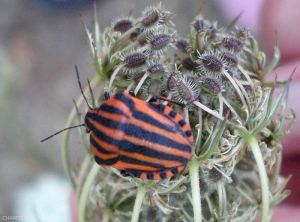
[87,79,96,107]
[41,65,92,143]
[150,95,186,107]
[40,124,85,142]
[75,64,93,110]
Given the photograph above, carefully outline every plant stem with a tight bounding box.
[78,163,99,222]
[249,137,269,222]
[269,152,282,188]
[188,157,202,222]
[61,76,99,190]
[75,154,91,201]
[131,185,147,222]
[102,210,110,222]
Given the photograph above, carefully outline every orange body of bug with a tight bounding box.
[85,91,193,180]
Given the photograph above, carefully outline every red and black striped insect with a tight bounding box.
[41,66,194,180]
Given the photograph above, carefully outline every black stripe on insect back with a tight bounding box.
[99,103,129,117]
[86,113,128,151]
[171,167,179,175]
[120,139,189,162]
[178,119,186,127]
[114,93,180,132]
[159,172,166,179]
[94,155,118,165]
[90,135,116,154]
[114,93,189,141]
[147,173,154,180]
[90,121,190,163]
[149,102,164,112]
[119,155,164,168]
[132,110,175,133]
[89,112,191,153]
[144,103,191,136]
[92,127,122,150]
[125,123,192,152]
[168,110,177,118]
[87,112,127,132]
[185,130,193,137]
[123,170,155,180]
[114,92,135,112]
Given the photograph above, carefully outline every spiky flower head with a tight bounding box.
[61,3,295,222]
[112,17,134,33]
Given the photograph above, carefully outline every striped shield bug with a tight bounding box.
[41,66,194,180]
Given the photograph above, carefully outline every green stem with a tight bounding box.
[131,185,147,222]
[78,163,99,222]
[61,99,84,190]
[195,108,202,156]
[102,210,110,222]
[249,137,269,222]
[61,76,99,190]
[269,152,282,188]
[188,157,202,222]
[75,154,92,201]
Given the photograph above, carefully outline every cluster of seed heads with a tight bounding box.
[69,3,295,222]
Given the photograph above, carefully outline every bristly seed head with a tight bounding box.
[148,33,172,53]
[177,79,197,103]
[182,57,197,70]
[193,19,205,32]
[129,29,141,42]
[207,167,223,183]
[222,37,244,53]
[147,62,166,74]
[223,67,239,79]
[236,27,250,40]
[140,5,169,31]
[221,52,238,67]
[175,39,191,53]
[143,79,161,96]
[192,17,217,38]
[113,18,134,32]
[123,52,147,69]
[199,179,209,194]
[141,9,160,28]
[166,70,181,91]
[201,77,222,95]
[132,71,146,84]
[168,73,199,103]
[199,54,223,72]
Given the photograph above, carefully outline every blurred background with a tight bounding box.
[1,0,295,221]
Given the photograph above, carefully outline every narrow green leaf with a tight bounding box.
[199,117,227,161]
[263,39,280,78]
